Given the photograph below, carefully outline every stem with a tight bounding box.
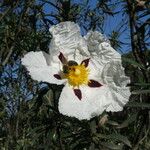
[126,0,148,82]
[89,119,97,150]
[57,123,64,150]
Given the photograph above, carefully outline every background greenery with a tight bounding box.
[0,0,150,149]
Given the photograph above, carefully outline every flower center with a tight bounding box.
[54,52,102,100]
[64,64,90,87]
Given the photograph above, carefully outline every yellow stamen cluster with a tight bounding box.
[64,64,90,87]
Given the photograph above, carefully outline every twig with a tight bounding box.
[89,119,97,150]
[0,7,11,21]
[2,45,14,66]
[57,123,64,150]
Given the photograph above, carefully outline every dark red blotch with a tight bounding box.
[54,74,62,80]
[81,58,90,67]
[58,52,67,64]
[88,80,102,87]
[74,89,82,100]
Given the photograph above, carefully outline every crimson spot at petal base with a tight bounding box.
[58,52,67,64]
[54,74,62,80]
[88,80,102,87]
[74,89,82,100]
[81,58,90,67]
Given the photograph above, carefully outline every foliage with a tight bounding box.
[0,0,150,149]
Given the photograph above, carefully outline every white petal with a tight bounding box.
[58,84,110,120]
[49,21,90,58]
[97,42,121,64]
[101,60,131,112]
[106,87,131,112]
[22,51,50,67]
[88,59,102,81]
[85,31,121,68]
[21,51,65,85]
[84,31,110,53]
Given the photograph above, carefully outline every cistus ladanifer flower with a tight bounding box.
[22,21,131,120]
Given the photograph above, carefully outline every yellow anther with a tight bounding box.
[64,64,90,87]
[74,68,81,76]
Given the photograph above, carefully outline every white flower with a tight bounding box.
[21,21,131,120]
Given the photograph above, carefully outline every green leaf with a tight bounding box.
[96,133,131,147]
[122,57,145,69]
[99,142,123,150]
[129,83,150,87]
[107,120,119,126]
[44,89,53,105]
[131,89,150,94]
[126,102,150,108]
[117,113,138,129]
[131,83,150,87]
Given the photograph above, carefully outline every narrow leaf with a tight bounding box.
[132,89,150,95]
[107,120,119,126]
[122,57,145,69]
[96,133,131,147]
[100,142,123,150]
[129,83,150,87]
[126,102,150,108]
[117,113,138,129]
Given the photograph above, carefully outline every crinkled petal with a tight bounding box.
[65,49,87,65]
[21,51,66,85]
[22,51,50,67]
[88,59,103,81]
[49,21,90,58]
[97,42,121,64]
[101,60,131,112]
[106,87,131,112]
[84,31,121,69]
[58,84,111,120]
[84,31,110,53]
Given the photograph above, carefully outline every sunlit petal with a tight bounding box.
[101,60,131,112]
[58,84,110,120]
[49,21,90,58]
[22,51,66,85]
